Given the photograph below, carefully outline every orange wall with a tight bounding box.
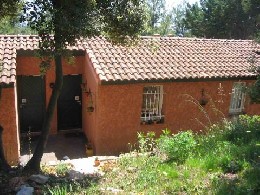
[94,80,260,155]
[16,56,84,134]
[82,54,100,152]
[0,87,19,164]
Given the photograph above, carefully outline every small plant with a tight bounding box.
[27,126,32,157]
[55,163,72,177]
[137,131,156,153]
[94,157,100,167]
[157,130,196,163]
[48,184,68,195]
[42,163,73,177]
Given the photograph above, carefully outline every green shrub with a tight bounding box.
[157,130,196,163]
[236,141,260,164]
[227,115,260,144]
[55,163,72,177]
[219,157,244,173]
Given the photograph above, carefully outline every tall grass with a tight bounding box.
[43,115,260,194]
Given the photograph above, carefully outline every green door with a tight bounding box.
[57,75,82,130]
[17,76,45,133]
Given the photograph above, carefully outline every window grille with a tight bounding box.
[141,86,164,122]
[229,82,246,114]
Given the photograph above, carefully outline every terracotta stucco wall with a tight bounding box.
[82,54,100,152]
[95,80,260,155]
[0,87,19,165]
[0,56,85,163]
[16,56,84,134]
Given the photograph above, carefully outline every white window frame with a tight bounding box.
[229,82,246,114]
[141,85,164,122]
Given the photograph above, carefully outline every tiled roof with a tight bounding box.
[0,35,84,84]
[85,37,260,83]
[0,35,259,84]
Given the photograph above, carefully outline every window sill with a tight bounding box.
[140,120,164,125]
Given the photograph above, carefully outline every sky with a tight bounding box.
[166,0,199,8]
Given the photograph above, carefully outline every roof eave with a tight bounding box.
[100,75,257,85]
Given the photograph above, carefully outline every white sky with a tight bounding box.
[166,0,199,8]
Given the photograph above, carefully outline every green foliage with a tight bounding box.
[0,1,29,34]
[172,2,191,37]
[99,154,210,194]
[226,115,260,144]
[44,116,260,194]
[143,0,166,35]
[157,130,196,163]
[220,157,245,174]
[55,163,71,177]
[0,1,20,19]
[184,2,205,37]
[137,131,156,152]
[48,184,68,195]
[185,0,259,39]
[44,177,94,195]
[21,0,146,73]
[248,76,260,103]
[41,163,73,177]
[212,167,260,194]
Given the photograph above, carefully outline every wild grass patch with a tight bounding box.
[40,115,260,194]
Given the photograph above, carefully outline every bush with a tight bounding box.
[157,130,196,163]
[219,156,244,173]
[227,115,260,144]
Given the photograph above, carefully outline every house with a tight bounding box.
[0,35,260,164]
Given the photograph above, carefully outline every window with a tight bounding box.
[141,86,164,123]
[229,82,246,114]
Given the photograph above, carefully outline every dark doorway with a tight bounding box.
[57,74,82,131]
[17,76,45,134]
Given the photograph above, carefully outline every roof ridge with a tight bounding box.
[140,36,253,42]
[0,34,255,42]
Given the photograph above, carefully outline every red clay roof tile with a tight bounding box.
[0,35,259,84]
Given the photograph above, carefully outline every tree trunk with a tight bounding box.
[24,52,63,173]
[0,125,11,172]
[24,0,64,173]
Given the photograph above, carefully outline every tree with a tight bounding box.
[0,15,34,34]
[21,0,146,172]
[184,0,260,39]
[143,0,166,35]
[0,1,20,18]
[155,12,175,36]
[172,1,190,37]
[184,2,204,37]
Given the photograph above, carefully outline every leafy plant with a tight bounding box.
[157,130,196,163]
[137,131,156,153]
[219,157,244,174]
[41,163,73,177]
[48,184,68,195]
[226,115,260,144]
[55,163,72,177]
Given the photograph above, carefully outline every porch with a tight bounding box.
[19,132,87,165]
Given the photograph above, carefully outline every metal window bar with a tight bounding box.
[229,82,246,114]
[141,86,163,122]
